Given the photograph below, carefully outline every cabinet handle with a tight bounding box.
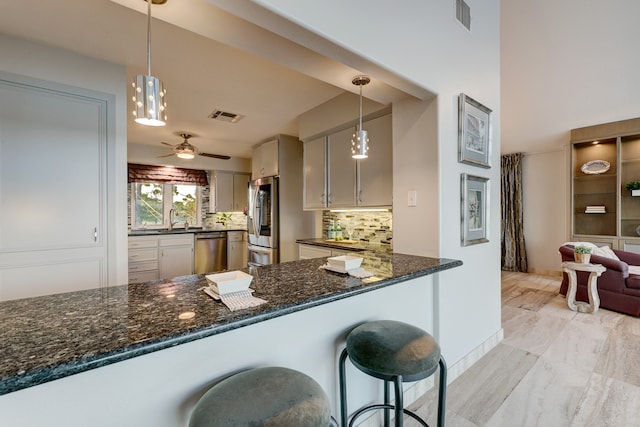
[320,193,325,203]
[94,227,98,242]
[328,193,332,205]
[358,190,363,203]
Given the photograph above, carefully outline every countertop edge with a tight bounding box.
[0,257,462,395]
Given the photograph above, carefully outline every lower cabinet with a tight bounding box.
[129,234,194,282]
[159,235,194,279]
[227,231,247,270]
[298,244,357,260]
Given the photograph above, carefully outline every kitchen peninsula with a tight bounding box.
[0,252,461,426]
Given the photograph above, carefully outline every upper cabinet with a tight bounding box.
[252,139,279,179]
[571,117,640,251]
[303,137,327,209]
[357,114,393,207]
[211,171,250,212]
[303,114,392,209]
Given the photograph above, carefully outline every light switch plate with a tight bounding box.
[408,190,417,207]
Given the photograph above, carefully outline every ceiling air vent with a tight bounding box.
[208,109,245,123]
[456,0,471,31]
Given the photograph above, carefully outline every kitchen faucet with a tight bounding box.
[168,208,177,230]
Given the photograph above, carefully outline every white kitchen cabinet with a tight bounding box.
[212,171,234,212]
[233,173,250,211]
[129,234,194,282]
[328,127,358,208]
[357,114,393,206]
[227,231,247,270]
[252,139,279,179]
[211,171,250,212]
[159,235,194,279]
[303,137,327,209]
[128,236,159,283]
[297,244,357,260]
[302,114,392,210]
[0,73,113,301]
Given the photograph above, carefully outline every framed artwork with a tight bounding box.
[461,173,489,246]
[458,93,492,168]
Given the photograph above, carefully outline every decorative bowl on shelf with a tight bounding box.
[580,160,610,175]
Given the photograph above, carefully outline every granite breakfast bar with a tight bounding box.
[0,252,461,426]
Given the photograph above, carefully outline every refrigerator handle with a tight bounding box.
[252,188,261,237]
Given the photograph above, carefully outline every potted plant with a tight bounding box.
[574,245,592,264]
[625,181,640,196]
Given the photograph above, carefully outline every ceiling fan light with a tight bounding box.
[176,152,195,159]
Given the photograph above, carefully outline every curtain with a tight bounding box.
[128,163,208,186]
[501,153,528,272]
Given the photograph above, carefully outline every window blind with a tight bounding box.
[127,163,209,186]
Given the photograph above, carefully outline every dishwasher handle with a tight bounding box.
[196,232,227,240]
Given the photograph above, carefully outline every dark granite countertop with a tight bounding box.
[0,252,461,395]
[129,227,247,236]
[296,238,391,254]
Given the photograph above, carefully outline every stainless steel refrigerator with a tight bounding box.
[247,176,279,266]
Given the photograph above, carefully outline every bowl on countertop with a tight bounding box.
[327,255,363,271]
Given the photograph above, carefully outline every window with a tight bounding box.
[132,183,201,229]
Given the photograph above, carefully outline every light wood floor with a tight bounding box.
[406,271,640,426]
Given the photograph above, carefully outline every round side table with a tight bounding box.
[561,261,606,313]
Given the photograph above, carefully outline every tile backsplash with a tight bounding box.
[322,210,392,245]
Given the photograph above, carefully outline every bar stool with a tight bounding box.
[189,366,335,427]
[339,320,447,427]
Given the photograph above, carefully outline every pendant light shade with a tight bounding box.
[132,0,167,126]
[351,75,371,159]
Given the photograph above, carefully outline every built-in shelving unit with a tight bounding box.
[571,118,640,252]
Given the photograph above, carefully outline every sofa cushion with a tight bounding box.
[626,274,640,289]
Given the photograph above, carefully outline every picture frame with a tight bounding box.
[461,173,489,246]
[458,93,492,168]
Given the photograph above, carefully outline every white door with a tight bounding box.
[0,74,108,301]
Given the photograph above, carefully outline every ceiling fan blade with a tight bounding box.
[160,141,174,147]
[200,152,231,160]
[158,153,175,158]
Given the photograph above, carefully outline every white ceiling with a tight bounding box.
[0,0,417,159]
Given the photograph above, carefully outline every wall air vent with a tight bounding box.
[456,0,471,31]
[208,109,245,123]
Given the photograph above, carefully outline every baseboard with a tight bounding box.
[352,328,504,426]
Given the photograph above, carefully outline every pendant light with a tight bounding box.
[132,0,167,126]
[351,75,371,159]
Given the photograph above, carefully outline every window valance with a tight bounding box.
[128,163,209,186]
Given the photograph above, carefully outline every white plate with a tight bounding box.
[581,160,610,175]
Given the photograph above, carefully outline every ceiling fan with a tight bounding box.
[160,132,231,160]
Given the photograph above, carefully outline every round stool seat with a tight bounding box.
[189,367,332,427]
[346,320,441,382]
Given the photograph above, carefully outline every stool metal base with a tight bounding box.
[339,349,447,427]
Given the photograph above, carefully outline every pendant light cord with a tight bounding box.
[146,0,152,76]
[359,84,363,131]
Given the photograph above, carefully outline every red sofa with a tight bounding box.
[559,245,640,316]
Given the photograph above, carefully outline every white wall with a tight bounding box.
[502,0,640,273]
[236,0,503,366]
[0,33,129,285]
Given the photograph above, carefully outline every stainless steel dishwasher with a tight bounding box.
[194,232,227,274]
